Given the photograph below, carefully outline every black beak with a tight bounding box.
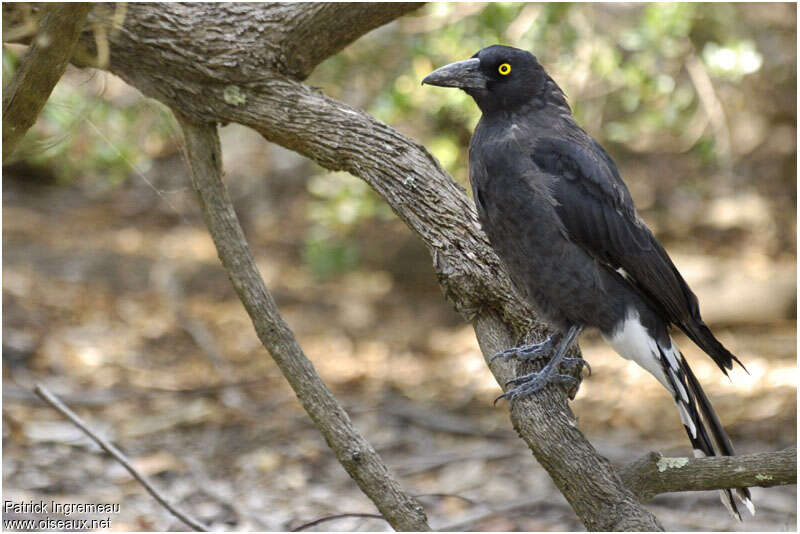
[421,58,485,90]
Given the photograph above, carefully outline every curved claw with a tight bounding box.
[563,356,592,376]
[493,392,509,405]
[490,352,508,364]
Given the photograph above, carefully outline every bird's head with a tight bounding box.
[422,45,553,114]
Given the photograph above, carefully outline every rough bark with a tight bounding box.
[473,313,662,530]
[621,447,797,502]
[2,3,91,162]
[178,116,430,531]
[77,2,421,82]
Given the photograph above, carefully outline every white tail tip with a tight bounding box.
[742,496,755,516]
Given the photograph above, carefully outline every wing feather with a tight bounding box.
[531,136,741,372]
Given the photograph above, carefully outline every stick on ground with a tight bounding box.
[33,384,209,532]
[291,513,387,531]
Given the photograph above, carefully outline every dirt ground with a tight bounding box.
[2,137,796,531]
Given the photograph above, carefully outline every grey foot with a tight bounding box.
[490,336,556,364]
[493,366,578,404]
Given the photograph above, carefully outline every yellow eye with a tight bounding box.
[498,63,511,75]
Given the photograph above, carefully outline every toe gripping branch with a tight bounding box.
[492,325,588,404]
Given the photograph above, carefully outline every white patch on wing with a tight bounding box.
[602,308,668,389]
[693,449,706,458]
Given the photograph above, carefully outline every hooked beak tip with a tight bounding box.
[421,58,484,90]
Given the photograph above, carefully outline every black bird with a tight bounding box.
[423,44,754,519]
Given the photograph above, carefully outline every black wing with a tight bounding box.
[531,136,743,373]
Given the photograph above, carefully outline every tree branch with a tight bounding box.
[32,384,209,532]
[621,448,797,501]
[2,2,91,162]
[177,116,430,531]
[70,3,421,83]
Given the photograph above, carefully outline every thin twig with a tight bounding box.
[291,513,387,531]
[32,384,209,532]
[396,447,521,477]
[382,398,513,439]
[685,51,733,172]
[152,262,233,378]
[7,378,275,406]
[433,496,574,531]
[414,493,479,507]
[183,453,269,531]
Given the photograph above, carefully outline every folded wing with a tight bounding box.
[530,136,743,373]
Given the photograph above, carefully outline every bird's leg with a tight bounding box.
[495,324,585,403]
[490,333,562,364]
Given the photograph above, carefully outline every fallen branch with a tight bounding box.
[152,262,234,379]
[178,117,430,531]
[414,493,479,506]
[4,378,275,406]
[2,3,91,162]
[291,513,387,531]
[395,447,521,477]
[32,384,209,532]
[621,447,797,501]
[433,496,574,531]
[382,398,514,439]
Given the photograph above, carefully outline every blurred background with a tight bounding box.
[3,3,796,531]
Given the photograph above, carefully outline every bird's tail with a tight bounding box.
[657,342,754,520]
[679,317,747,375]
[661,253,746,375]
